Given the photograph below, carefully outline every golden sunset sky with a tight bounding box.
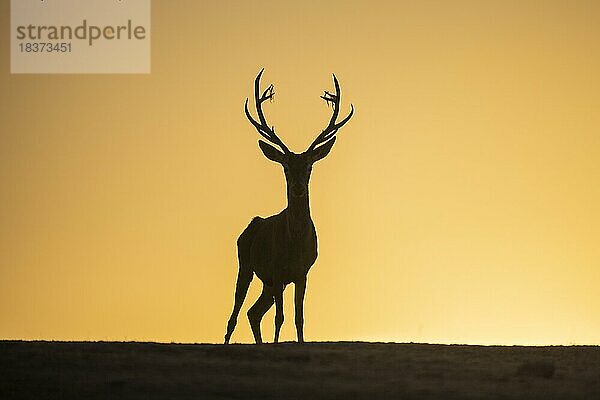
[1,0,599,345]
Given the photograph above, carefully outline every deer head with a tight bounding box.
[244,69,354,198]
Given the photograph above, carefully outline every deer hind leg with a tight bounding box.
[247,284,274,344]
[273,284,285,343]
[224,265,253,344]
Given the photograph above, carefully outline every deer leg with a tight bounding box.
[247,285,274,344]
[224,267,253,344]
[294,278,306,343]
[273,284,285,343]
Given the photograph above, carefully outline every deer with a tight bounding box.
[224,69,354,344]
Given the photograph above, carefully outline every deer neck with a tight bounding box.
[286,190,311,230]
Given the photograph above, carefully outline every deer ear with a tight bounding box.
[258,140,285,163]
[309,137,336,163]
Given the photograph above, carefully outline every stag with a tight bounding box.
[224,69,354,344]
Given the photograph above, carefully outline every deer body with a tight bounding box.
[248,165,319,286]
[224,69,353,344]
[244,211,317,287]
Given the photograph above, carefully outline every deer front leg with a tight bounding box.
[273,283,285,343]
[294,277,306,343]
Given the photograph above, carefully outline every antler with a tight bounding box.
[244,69,290,153]
[308,74,354,151]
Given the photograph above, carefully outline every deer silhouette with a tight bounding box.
[224,69,354,344]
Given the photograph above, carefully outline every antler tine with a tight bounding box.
[309,74,354,151]
[244,69,289,153]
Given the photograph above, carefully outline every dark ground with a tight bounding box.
[1,341,599,399]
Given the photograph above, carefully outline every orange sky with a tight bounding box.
[1,0,599,345]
